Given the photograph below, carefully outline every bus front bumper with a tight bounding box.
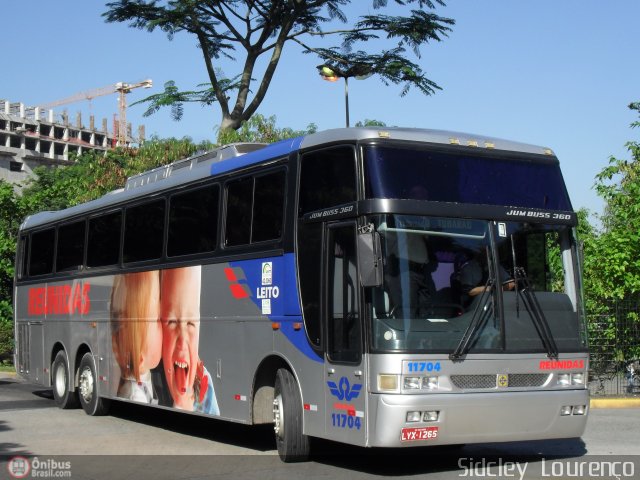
[368,389,589,448]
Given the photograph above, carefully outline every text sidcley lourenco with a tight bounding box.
[458,458,635,480]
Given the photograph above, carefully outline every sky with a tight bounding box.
[2,1,639,216]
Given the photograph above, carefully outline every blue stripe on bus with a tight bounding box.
[229,254,323,363]
[210,136,304,177]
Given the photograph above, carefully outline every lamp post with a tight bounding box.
[317,64,371,128]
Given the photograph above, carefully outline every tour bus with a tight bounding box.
[14,128,589,461]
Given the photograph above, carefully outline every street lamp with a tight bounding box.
[317,64,372,128]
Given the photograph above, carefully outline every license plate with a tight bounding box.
[401,426,439,442]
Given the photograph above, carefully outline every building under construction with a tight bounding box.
[1,82,149,187]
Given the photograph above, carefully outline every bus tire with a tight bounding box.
[273,368,310,462]
[52,351,79,409]
[78,353,110,416]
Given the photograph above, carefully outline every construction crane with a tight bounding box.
[38,79,153,146]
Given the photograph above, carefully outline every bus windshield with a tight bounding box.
[363,144,572,210]
[369,215,587,354]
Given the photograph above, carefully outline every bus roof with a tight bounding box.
[20,127,557,231]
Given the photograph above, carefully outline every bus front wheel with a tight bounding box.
[52,351,79,409]
[273,368,310,462]
[78,353,110,416]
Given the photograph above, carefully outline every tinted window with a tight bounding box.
[252,171,286,243]
[299,147,357,214]
[124,199,165,263]
[327,224,361,363]
[225,177,253,247]
[19,235,29,279]
[29,228,55,276]
[363,145,572,210]
[56,220,85,272]
[298,222,322,347]
[87,211,122,267]
[168,184,219,257]
[297,147,356,349]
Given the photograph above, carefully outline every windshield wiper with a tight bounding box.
[513,267,559,358]
[450,257,496,360]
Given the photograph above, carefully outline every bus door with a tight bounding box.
[323,221,366,444]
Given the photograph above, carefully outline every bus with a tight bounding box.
[14,127,589,461]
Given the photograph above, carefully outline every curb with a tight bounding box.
[590,397,640,409]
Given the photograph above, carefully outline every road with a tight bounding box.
[1,373,639,480]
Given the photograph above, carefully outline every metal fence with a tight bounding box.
[587,299,640,396]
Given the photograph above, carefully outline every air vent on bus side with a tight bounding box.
[125,142,266,190]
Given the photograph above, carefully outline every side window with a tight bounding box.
[252,171,286,243]
[225,168,287,247]
[299,146,357,214]
[29,228,55,276]
[298,146,357,349]
[327,224,361,363]
[87,211,122,267]
[124,199,165,263]
[225,177,253,247]
[19,235,29,279]
[168,184,219,257]
[56,220,86,272]
[298,223,322,346]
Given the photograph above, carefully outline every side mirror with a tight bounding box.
[358,230,383,287]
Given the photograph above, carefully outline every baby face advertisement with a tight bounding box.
[109,266,219,415]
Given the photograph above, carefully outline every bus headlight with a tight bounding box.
[406,411,422,422]
[573,405,587,415]
[557,373,571,386]
[378,374,399,391]
[560,405,573,416]
[404,376,421,390]
[423,411,439,422]
[422,376,439,390]
[571,373,585,385]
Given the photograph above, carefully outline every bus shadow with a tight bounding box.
[32,389,53,400]
[109,400,276,452]
[107,400,587,470]
[310,438,587,476]
[0,420,34,458]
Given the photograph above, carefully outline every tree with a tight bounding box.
[216,113,317,144]
[593,102,640,300]
[354,119,387,127]
[0,181,27,361]
[103,0,454,131]
[589,101,640,363]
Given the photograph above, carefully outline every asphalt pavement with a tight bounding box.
[1,372,639,480]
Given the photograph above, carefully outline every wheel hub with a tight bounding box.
[54,363,66,398]
[79,367,94,403]
[273,394,284,438]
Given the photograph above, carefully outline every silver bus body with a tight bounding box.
[14,128,588,458]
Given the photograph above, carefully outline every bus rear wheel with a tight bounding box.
[273,368,310,462]
[78,353,110,416]
[52,351,79,409]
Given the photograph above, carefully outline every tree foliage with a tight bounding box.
[103,0,454,131]
[587,102,640,363]
[592,102,640,300]
[354,119,387,127]
[0,182,29,361]
[216,113,317,144]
